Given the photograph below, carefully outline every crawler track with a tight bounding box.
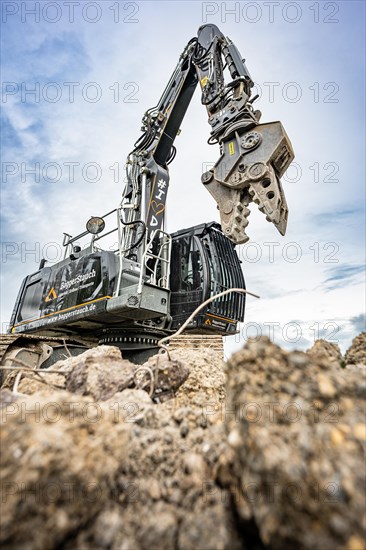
[0,333,93,367]
[168,335,224,354]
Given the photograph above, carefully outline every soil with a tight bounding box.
[1,333,365,549]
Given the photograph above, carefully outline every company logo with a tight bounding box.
[60,269,96,291]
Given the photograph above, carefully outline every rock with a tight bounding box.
[0,388,19,408]
[345,332,366,366]
[170,348,226,416]
[347,535,366,550]
[177,502,242,550]
[317,372,336,397]
[2,344,190,404]
[137,504,177,549]
[225,336,366,549]
[1,353,73,395]
[102,388,153,425]
[65,345,135,400]
[308,339,343,367]
[353,423,366,441]
[92,505,124,548]
[138,352,190,400]
[1,345,135,399]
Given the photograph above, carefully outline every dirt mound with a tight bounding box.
[307,338,343,367]
[2,345,189,402]
[225,337,366,549]
[0,390,131,549]
[1,336,365,549]
[344,332,366,367]
[1,345,235,550]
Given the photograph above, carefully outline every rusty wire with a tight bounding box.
[0,358,67,393]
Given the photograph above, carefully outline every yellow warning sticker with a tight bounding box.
[45,287,57,302]
[200,76,208,88]
[228,141,235,156]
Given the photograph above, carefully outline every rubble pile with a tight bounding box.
[225,337,366,549]
[344,332,366,368]
[1,334,365,549]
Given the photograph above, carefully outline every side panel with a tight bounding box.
[10,252,117,333]
[42,254,108,314]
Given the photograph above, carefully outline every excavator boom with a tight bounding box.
[122,24,293,247]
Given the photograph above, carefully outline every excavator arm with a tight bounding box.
[121,24,294,249]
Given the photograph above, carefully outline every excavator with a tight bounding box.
[1,24,294,369]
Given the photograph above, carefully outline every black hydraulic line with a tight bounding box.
[193,39,214,63]
[166,145,177,165]
[132,127,156,154]
[119,217,146,254]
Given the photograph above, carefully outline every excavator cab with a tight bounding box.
[170,222,245,333]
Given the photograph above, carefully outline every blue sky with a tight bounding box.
[1,0,365,354]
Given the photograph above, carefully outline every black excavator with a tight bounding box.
[2,24,294,367]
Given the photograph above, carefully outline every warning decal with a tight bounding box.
[45,287,57,302]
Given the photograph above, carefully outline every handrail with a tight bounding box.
[137,229,172,294]
[62,208,118,251]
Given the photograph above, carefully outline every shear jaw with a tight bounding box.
[202,121,293,244]
[202,171,288,244]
